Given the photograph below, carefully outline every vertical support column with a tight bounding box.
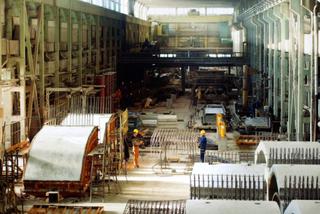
[260,13,269,104]
[54,2,60,87]
[288,11,297,140]
[270,8,280,119]
[296,6,305,141]
[243,65,249,111]
[253,15,264,103]
[313,5,319,141]
[0,0,3,160]
[39,2,45,117]
[275,3,290,133]
[181,67,186,94]
[67,1,72,81]
[265,11,274,108]
[79,13,83,85]
[20,0,26,140]
[96,16,100,74]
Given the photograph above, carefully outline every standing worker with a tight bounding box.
[132,129,144,168]
[199,130,207,163]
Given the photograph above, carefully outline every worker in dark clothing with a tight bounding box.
[199,130,207,162]
[123,135,130,163]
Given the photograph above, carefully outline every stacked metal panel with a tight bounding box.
[190,163,266,200]
[157,115,178,129]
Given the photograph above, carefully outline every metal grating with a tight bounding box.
[123,200,186,214]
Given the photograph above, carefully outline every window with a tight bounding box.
[206,8,234,15]
[148,8,176,16]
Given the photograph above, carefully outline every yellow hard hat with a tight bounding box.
[133,129,139,134]
[200,130,206,135]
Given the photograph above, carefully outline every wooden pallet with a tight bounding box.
[28,204,104,214]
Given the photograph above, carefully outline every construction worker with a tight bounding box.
[199,130,207,163]
[132,129,144,168]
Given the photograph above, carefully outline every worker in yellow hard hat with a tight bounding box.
[198,130,207,163]
[132,129,144,168]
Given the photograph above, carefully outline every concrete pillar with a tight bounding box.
[181,67,186,94]
[243,65,249,111]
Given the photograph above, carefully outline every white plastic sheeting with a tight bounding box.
[285,200,320,214]
[186,200,281,214]
[24,125,96,181]
[61,113,112,143]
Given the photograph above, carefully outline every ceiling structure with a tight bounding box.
[138,0,239,8]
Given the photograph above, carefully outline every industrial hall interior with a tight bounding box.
[2,0,320,213]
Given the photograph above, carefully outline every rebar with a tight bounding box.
[268,147,320,166]
[123,200,186,214]
[278,175,320,210]
[190,174,266,200]
[150,129,198,165]
[205,151,255,164]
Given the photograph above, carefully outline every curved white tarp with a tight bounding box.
[24,125,96,181]
[60,113,112,143]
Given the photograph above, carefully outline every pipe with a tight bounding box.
[314,1,318,141]
[301,3,314,142]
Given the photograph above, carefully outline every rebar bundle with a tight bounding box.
[205,151,255,164]
[190,174,266,200]
[123,200,186,214]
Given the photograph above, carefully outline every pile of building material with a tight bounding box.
[28,205,104,214]
[190,163,266,200]
[24,126,98,196]
[186,200,280,214]
[157,115,178,129]
[255,141,320,167]
[139,112,158,128]
[244,117,270,130]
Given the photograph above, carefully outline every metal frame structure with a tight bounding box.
[238,0,319,141]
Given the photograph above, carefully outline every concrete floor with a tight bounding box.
[23,96,257,213]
